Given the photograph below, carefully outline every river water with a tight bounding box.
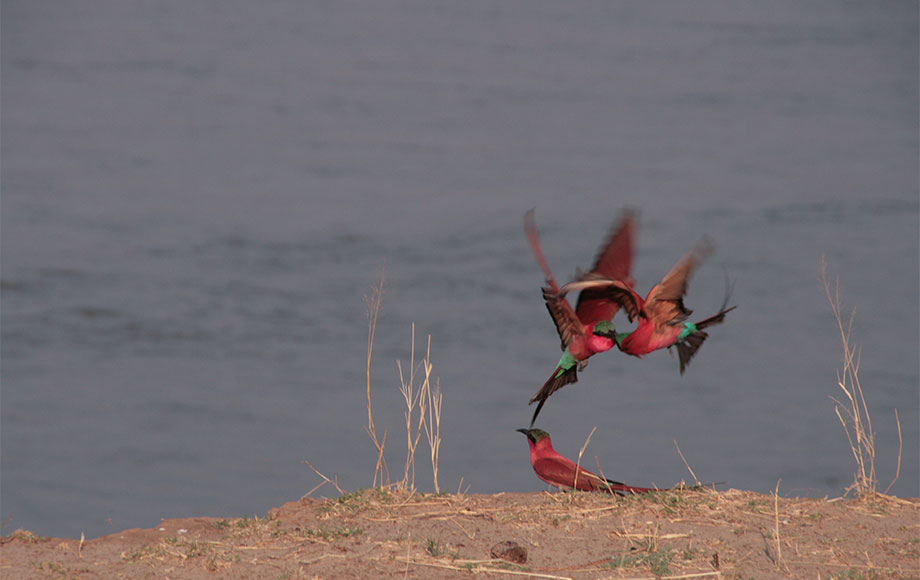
[2,1,917,539]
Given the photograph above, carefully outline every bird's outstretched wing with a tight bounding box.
[643,238,714,329]
[541,287,585,351]
[525,209,585,350]
[575,209,638,325]
[560,275,641,323]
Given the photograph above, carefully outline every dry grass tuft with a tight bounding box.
[820,257,902,498]
[305,270,445,502]
[358,269,443,495]
[396,325,442,493]
[423,359,443,493]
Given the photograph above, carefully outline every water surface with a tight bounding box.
[3,1,917,538]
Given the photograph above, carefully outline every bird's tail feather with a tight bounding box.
[694,268,736,332]
[603,479,660,495]
[528,366,578,428]
[676,330,708,374]
[694,305,736,331]
[676,305,736,373]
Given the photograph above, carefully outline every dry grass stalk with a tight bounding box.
[821,259,879,496]
[673,439,701,486]
[396,323,422,491]
[422,353,443,493]
[574,426,597,491]
[364,269,390,488]
[396,556,574,579]
[593,459,615,495]
[885,408,902,494]
[772,479,787,572]
[304,459,345,496]
[396,324,442,493]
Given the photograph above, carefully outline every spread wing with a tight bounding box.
[525,209,585,349]
[586,208,637,281]
[542,288,585,350]
[643,238,714,329]
[560,276,642,322]
[575,209,638,325]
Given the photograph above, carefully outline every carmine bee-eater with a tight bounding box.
[517,428,657,495]
[524,209,640,428]
[562,238,735,374]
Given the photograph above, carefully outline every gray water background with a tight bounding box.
[2,1,917,540]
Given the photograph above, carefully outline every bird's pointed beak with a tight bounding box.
[515,428,530,435]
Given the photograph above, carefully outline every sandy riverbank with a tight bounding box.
[2,488,917,579]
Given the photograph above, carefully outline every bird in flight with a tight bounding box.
[524,209,639,428]
[562,237,735,374]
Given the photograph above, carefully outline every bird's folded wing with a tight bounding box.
[533,456,604,490]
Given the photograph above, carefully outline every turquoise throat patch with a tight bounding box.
[676,322,697,342]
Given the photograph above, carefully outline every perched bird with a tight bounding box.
[517,428,657,495]
[525,209,640,428]
[563,238,735,374]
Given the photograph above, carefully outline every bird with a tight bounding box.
[562,238,735,374]
[517,428,658,495]
[524,209,640,428]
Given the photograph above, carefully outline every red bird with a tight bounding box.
[563,238,735,373]
[525,209,639,428]
[517,428,657,495]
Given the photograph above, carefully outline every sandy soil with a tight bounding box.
[2,488,917,580]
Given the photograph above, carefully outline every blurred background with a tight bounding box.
[2,1,917,539]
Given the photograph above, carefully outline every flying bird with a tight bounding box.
[524,209,640,428]
[562,238,735,374]
[517,428,657,495]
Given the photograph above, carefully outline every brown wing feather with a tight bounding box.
[586,208,637,281]
[643,238,714,328]
[543,287,585,350]
[525,209,585,349]
[524,209,561,294]
[575,209,637,325]
[561,276,642,323]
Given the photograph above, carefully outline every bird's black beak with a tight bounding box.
[516,428,530,435]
